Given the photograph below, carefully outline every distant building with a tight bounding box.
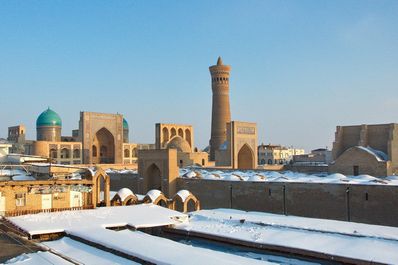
[5,108,154,165]
[0,140,12,163]
[216,121,258,169]
[155,123,208,167]
[7,125,25,143]
[7,125,26,154]
[292,148,332,165]
[258,144,305,165]
[329,123,398,176]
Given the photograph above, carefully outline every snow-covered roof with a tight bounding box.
[41,237,138,265]
[247,174,266,182]
[12,175,36,181]
[8,204,187,236]
[175,209,398,265]
[7,207,269,265]
[175,190,191,202]
[146,189,163,202]
[356,146,388,161]
[117,188,134,201]
[5,251,72,265]
[179,168,398,185]
[106,168,137,174]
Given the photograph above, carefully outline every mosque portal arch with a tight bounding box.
[237,144,255,169]
[93,127,115,164]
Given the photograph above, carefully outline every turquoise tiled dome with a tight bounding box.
[123,118,129,129]
[36,108,62,127]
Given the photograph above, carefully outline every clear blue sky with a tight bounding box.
[1,1,397,151]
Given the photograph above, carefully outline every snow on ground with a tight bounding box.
[179,168,398,185]
[175,209,398,264]
[4,251,72,265]
[41,237,138,265]
[8,204,187,235]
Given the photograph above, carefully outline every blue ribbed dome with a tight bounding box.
[123,118,129,129]
[36,108,62,127]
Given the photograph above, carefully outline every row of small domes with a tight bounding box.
[36,108,129,129]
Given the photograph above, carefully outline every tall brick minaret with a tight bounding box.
[209,57,231,161]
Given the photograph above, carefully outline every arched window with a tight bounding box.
[92,145,97,157]
[60,148,70,159]
[132,148,137,157]
[73,149,80,158]
[124,149,130,157]
[178,128,184,138]
[50,149,57,159]
[185,129,191,146]
[171,128,176,138]
[162,127,169,143]
[202,159,205,166]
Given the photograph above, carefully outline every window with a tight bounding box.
[60,148,70,159]
[15,193,26,207]
[202,159,205,166]
[124,149,130,157]
[50,149,57,159]
[92,145,97,157]
[73,149,80,158]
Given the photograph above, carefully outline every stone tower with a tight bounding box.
[209,57,231,161]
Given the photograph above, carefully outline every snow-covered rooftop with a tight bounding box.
[175,190,191,202]
[180,168,398,185]
[4,251,72,265]
[175,209,398,264]
[356,146,388,161]
[116,188,134,201]
[41,237,138,265]
[7,206,272,265]
[8,204,187,235]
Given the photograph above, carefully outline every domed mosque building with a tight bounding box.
[32,108,84,164]
[13,108,152,165]
[36,108,62,142]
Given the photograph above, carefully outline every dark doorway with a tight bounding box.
[353,166,359,176]
[146,163,162,191]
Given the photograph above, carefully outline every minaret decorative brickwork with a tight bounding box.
[209,57,231,161]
